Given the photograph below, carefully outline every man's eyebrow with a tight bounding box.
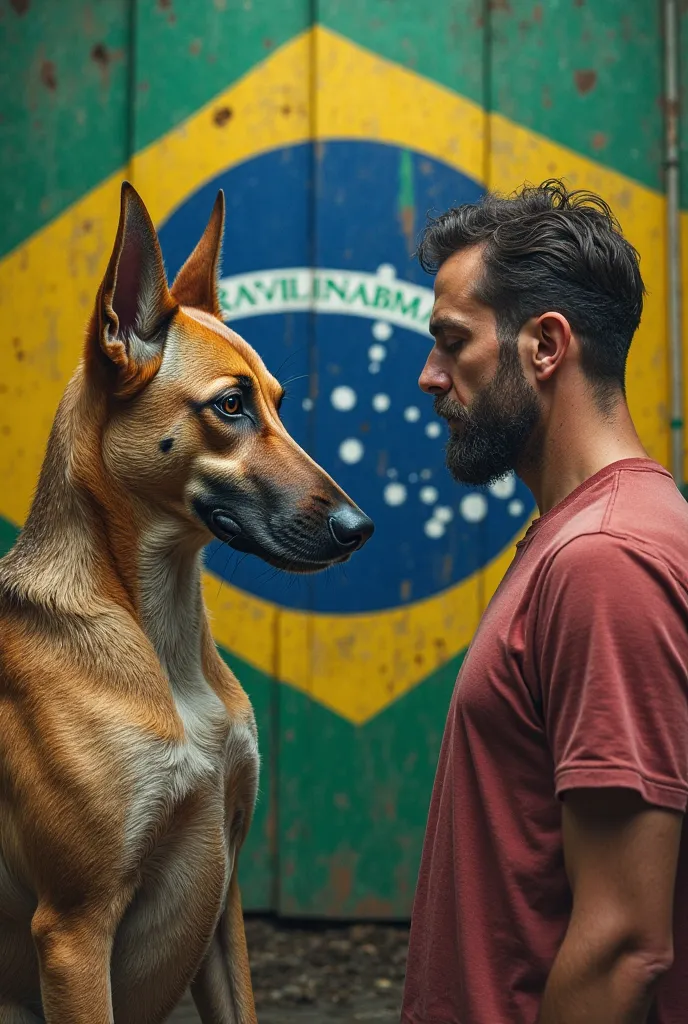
[428,316,472,338]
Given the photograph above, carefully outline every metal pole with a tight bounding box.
[665,0,684,488]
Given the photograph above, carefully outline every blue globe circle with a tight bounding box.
[159,141,534,613]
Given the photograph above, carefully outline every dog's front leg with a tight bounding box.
[191,870,257,1024]
[31,904,116,1024]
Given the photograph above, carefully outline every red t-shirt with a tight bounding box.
[402,459,688,1024]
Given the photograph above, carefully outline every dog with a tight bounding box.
[0,183,373,1023]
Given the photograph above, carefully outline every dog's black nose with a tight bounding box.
[328,505,375,552]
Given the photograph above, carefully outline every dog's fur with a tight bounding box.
[0,184,372,1022]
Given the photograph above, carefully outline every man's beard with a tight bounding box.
[434,342,542,487]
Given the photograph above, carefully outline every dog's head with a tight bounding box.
[86,182,373,572]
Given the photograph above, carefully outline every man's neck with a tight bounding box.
[519,390,650,516]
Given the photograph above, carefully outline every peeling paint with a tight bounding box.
[574,69,597,95]
[352,896,396,918]
[330,863,354,907]
[90,43,124,86]
[91,43,109,68]
[398,149,415,254]
[213,105,233,127]
[40,60,57,92]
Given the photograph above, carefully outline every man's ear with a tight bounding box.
[532,312,572,382]
[90,181,177,397]
[170,190,225,318]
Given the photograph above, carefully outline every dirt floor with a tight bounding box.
[169,917,409,1023]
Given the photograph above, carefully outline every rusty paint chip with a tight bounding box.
[40,60,57,92]
[574,69,597,95]
[213,106,233,127]
[91,43,109,68]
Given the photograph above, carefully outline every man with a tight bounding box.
[401,180,687,1024]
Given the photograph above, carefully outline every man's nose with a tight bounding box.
[419,355,452,396]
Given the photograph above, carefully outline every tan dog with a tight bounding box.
[0,184,373,1023]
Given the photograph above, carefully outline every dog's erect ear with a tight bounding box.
[90,182,177,396]
[170,190,225,318]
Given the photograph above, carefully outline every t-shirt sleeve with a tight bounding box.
[536,532,688,812]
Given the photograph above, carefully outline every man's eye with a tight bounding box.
[216,394,243,417]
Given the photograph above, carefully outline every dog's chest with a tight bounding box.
[132,548,227,808]
[124,541,258,878]
[169,668,231,797]
[114,653,258,989]
[122,665,231,857]
[112,670,256,997]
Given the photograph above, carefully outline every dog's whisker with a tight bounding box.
[273,345,308,381]
[215,542,236,599]
[228,551,250,586]
[252,562,282,586]
[279,372,310,390]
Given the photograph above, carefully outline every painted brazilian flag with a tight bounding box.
[1,1,686,916]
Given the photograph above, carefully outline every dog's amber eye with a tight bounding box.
[218,394,242,417]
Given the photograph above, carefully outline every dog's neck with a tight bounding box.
[3,375,107,612]
[3,371,207,678]
[138,520,206,687]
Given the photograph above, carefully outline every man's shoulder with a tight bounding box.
[544,462,688,580]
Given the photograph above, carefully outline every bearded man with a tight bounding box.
[401,180,688,1024]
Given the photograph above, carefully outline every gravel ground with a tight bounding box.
[168,917,408,1023]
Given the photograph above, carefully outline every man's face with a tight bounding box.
[419,245,542,487]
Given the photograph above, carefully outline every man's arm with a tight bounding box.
[538,788,682,1024]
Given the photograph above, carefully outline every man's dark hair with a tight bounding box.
[417,179,645,396]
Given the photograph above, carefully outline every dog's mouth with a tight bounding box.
[210,510,242,543]
[196,501,368,574]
